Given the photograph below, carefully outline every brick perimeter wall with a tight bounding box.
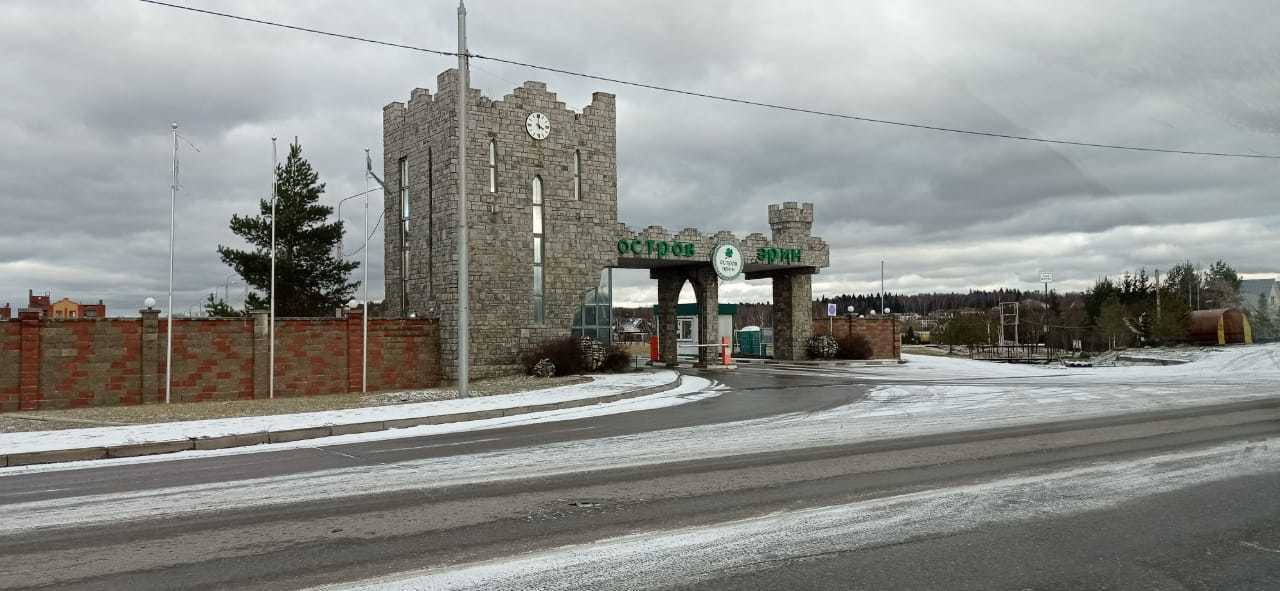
[39,320,143,409]
[162,318,255,403]
[813,317,902,360]
[0,313,441,412]
[0,323,20,412]
[275,319,348,397]
[364,318,442,391]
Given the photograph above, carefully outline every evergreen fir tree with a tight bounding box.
[1151,288,1191,344]
[202,293,241,318]
[217,141,358,317]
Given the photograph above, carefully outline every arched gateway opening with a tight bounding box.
[612,202,829,366]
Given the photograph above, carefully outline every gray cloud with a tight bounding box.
[2,0,1277,314]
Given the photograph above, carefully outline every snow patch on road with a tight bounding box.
[319,437,1280,591]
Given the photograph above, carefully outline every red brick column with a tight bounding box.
[18,310,41,411]
[346,309,362,393]
[251,311,270,399]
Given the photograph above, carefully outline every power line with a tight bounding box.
[475,54,1280,160]
[138,0,455,57]
[344,211,384,258]
[137,0,1280,160]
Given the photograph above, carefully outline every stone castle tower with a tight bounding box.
[382,70,619,379]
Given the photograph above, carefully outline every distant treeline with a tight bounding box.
[813,290,1067,316]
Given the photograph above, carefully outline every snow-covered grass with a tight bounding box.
[0,370,679,456]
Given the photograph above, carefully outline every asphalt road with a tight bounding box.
[1,365,1278,590]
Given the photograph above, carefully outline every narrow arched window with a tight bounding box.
[573,150,582,200]
[488,140,497,193]
[531,176,545,322]
[398,157,410,310]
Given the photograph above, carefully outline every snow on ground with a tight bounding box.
[778,343,1280,386]
[0,376,718,477]
[318,437,1279,591]
[0,370,678,456]
[3,346,1277,534]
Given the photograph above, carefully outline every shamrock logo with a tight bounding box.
[724,247,734,258]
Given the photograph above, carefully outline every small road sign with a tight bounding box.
[827,303,838,317]
[1039,272,1054,283]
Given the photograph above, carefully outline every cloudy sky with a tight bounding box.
[3,0,1277,313]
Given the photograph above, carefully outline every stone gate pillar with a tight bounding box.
[773,271,813,361]
[655,271,683,367]
[690,268,720,367]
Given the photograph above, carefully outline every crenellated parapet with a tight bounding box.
[614,202,829,275]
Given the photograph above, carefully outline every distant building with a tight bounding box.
[50,298,80,319]
[0,303,10,321]
[15,292,107,320]
[20,290,51,319]
[615,317,652,343]
[1240,278,1279,316]
[78,300,105,318]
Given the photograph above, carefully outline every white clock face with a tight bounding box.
[526,112,550,140]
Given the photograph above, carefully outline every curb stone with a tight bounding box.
[8,447,108,467]
[108,440,194,458]
[0,373,684,468]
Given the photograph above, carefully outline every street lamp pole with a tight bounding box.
[362,149,370,394]
[166,123,178,404]
[456,0,471,397]
[270,138,278,400]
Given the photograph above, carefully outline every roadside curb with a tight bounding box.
[0,373,684,468]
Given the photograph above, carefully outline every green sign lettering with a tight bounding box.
[756,247,802,265]
[616,239,697,258]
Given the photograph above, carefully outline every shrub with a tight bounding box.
[837,333,873,360]
[601,345,632,372]
[521,336,586,376]
[807,335,839,359]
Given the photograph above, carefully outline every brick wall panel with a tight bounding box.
[814,317,900,360]
[1,316,440,413]
[0,322,21,412]
[159,319,255,403]
[37,320,142,410]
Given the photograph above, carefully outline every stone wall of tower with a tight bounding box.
[384,70,618,380]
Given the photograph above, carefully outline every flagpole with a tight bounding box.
[166,122,178,404]
[362,150,370,394]
[270,138,278,399]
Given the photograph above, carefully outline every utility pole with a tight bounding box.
[1155,268,1161,321]
[166,123,178,404]
[270,138,278,399]
[456,1,471,397]
[880,260,885,313]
